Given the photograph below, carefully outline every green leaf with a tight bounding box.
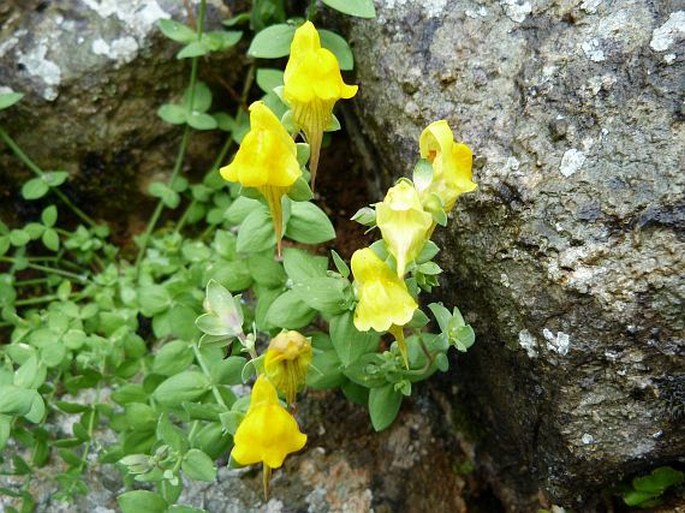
[118,490,168,513]
[183,81,213,111]
[205,260,253,292]
[308,350,344,389]
[247,24,296,58]
[0,92,24,110]
[282,247,328,283]
[0,415,10,450]
[158,19,196,44]
[153,371,210,406]
[111,384,147,405]
[321,0,376,18]
[210,356,246,385]
[331,250,350,278]
[153,340,194,376]
[14,355,42,389]
[187,111,218,130]
[9,229,29,247]
[329,312,380,366]
[0,385,36,416]
[21,178,49,200]
[264,290,316,329]
[202,30,242,51]
[157,103,188,124]
[138,284,171,316]
[319,29,354,70]
[256,68,284,93]
[293,277,349,314]
[41,205,58,227]
[247,254,285,287]
[41,228,60,251]
[236,205,275,253]
[224,196,261,225]
[182,449,217,481]
[285,202,335,244]
[177,40,209,59]
[24,393,45,423]
[368,384,402,431]
[43,171,69,187]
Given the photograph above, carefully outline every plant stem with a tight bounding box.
[134,0,207,273]
[174,135,234,234]
[0,257,88,283]
[0,126,98,228]
[192,343,229,410]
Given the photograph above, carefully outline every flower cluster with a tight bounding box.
[231,330,312,495]
[351,120,476,365]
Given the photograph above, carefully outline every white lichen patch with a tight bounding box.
[17,42,62,100]
[580,0,601,14]
[500,0,532,23]
[664,53,676,64]
[581,38,605,62]
[650,11,685,52]
[82,0,170,43]
[559,148,586,177]
[92,36,140,65]
[543,329,571,356]
[518,329,538,358]
[382,0,449,18]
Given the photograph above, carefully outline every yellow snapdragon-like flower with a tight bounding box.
[417,120,476,214]
[219,101,302,256]
[283,21,358,189]
[351,247,417,333]
[264,330,312,405]
[232,375,307,470]
[376,179,433,278]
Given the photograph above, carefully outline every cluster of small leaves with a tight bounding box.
[0,0,476,510]
[619,466,684,508]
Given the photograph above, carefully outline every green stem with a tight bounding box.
[192,343,229,410]
[134,125,190,270]
[0,257,88,283]
[134,0,207,272]
[0,126,98,228]
[174,135,234,234]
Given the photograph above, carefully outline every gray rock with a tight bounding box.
[336,0,685,509]
[0,0,242,225]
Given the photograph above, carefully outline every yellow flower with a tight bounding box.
[351,247,417,333]
[219,101,302,256]
[264,330,312,405]
[376,179,433,278]
[283,21,358,189]
[417,120,476,214]
[232,375,307,470]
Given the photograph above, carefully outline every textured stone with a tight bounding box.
[0,390,473,512]
[335,0,685,509]
[0,0,242,226]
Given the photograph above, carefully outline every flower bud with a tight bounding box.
[263,330,312,405]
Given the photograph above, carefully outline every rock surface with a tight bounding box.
[0,390,478,513]
[0,0,241,227]
[338,0,685,509]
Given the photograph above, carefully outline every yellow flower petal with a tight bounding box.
[351,248,417,332]
[417,120,476,213]
[220,101,300,188]
[376,180,432,277]
[232,376,307,469]
[264,330,313,405]
[283,21,357,188]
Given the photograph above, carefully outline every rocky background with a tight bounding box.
[1,0,684,511]
[337,0,685,509]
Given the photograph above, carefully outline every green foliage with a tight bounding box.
[621,466,684,508]
[0,0,477,510]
